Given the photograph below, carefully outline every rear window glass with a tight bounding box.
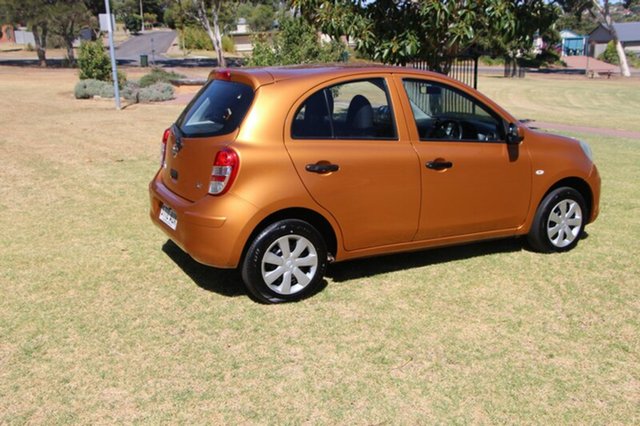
[177,80,254,137]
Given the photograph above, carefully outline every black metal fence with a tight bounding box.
[410,56,479,89]
[403,79,479,117]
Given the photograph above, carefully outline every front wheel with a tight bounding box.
[241,219,328,303]
[527,187,587,253]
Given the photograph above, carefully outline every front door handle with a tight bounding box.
[426,160,453,170]
[305,163,340,174]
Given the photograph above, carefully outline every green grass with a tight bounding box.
[478,74,640,132]
[0,68,638,424]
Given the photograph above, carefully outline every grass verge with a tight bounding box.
[0,67,638,424]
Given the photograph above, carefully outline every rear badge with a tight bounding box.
[535,170,545,175]
[196,181,203,189]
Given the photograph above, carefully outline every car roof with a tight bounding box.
[261,64,443,82]
[209,64,446,87]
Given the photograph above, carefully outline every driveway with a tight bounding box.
[116,30,176,64]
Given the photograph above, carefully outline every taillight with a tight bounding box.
[161,127,171,168]
[209,148,239,195]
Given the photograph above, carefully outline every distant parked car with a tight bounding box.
[149,65,600,303]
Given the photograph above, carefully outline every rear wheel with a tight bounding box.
[528,187,587,253]
[241,219,328,303]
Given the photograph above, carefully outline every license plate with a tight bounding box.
[159,204,178,230]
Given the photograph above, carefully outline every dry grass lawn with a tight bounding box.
[0,67,638,424]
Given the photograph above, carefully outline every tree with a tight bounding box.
[174,0,234,67]
[83,0,105,15]
[0,0,93,66]
[113,0,167,25]
[0,0,51,66]
[291,0,558,74]
[124,13,143,33]
[48,0,93,65]
[479,0,559,77]
[247,3,275,32]
[247,14,345,66]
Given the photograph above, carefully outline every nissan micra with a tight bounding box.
[149,65,600,303]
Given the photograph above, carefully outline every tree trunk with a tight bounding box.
[65,40,76,65]
[64,21,76,66]
[195,0,226,68]
[600,0,631,77]
[210,5,226,68]
[31,24,48,67]
[612,37,631,77]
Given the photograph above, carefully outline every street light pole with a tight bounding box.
[104,0,121,110]
[140,0,145,32]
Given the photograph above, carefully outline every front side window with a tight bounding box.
[292,78,397,140]
[177,80,254,137]
[402,79,504,142]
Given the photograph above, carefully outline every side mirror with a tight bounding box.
[506,123,524,145]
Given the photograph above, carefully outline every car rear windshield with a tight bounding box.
[177,80,254,138]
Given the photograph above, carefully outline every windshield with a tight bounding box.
[177,80,254,137]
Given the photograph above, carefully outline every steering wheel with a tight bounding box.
[430,119,463,140]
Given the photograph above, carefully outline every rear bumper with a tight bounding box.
[149,172,258,268]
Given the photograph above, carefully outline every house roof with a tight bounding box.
[614,22,640,42]
[560,29,582,39]
[589,22,640,43]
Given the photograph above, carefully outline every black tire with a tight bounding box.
[241,219,328,304]
[527,187,587,253]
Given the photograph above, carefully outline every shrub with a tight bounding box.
[222,35,235,53]
[121,81,174,103]
[124,14,142,34]
[599,41,619,64]
[75,78,145,100]
[139,67,186,88]
[480,56,504,66]
[137,83,174,102]
[98,84,115,98]
[181,26,213,50]
[628,51,640,68]
[249,34,277,66]
[78,40,127,87]
[121,81,141,101]
[78,41,111,81]
[598,42,640,68]
[74,79,113,99]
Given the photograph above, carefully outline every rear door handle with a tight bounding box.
[426,161,453,170]
[305,163,340,173]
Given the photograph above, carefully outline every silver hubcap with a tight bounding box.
[261,235,318,295]
[547,199,583,248]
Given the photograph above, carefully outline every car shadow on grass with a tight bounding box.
[163,237,545,296]
[161,239,329,301]
[326,238,526,283]
[162,240,246,297]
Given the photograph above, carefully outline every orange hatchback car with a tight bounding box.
[149,66,600,303]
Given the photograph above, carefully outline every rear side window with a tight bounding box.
[177,80,254,137]
[292,78,397,140]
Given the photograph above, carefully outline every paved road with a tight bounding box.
[115,30,176,63]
